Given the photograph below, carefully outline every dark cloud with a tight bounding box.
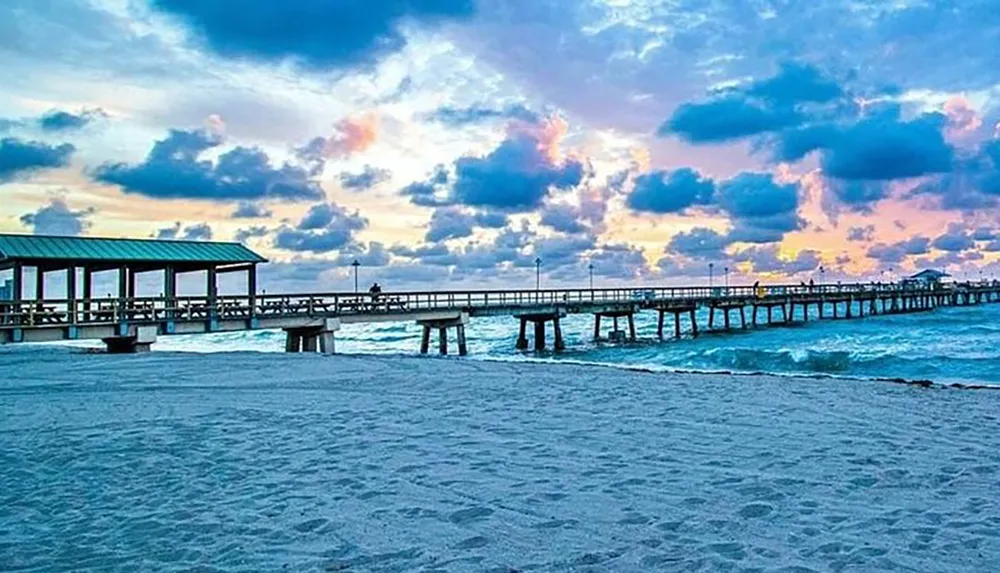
[866,236,931,264]
[847,225,875,242]
[231,202,273,219]
[154,221,215,241]
[234,226,269,243]
[932,228,975,252]
[662,97,802,144]
[819,113,954,181]
[540,203,588,234]
[19,198,94,236]
[666,227,729,260]
[94,129,322,201]
[38,108,106,132]
[659,64,839,144]
[399,164,451,207]
[425,207,510,242]
[972,227,996,241]
[339,164,392,191]
[451,131,584,211]
[332,241,391,267]
[424,103,539,126]
[0,137,75,183]
[273,203,367,253]
[627,168,715,214]
[151,0,475,69]
[717,172,803,242]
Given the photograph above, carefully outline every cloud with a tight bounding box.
[627,168,715,214]
[19,198,94,236]
[847,225,875,242]
[819,112,954,181]
[824,180,889,213]
[423,103,539,126]
[717,172,802,242]
[0,137,75,183]
[273,203,367,253]
[231,202,273,219]
[733,245,821,275]
[94,129,323,201]
[659,63,839,144]
[425,207,508,242]
[866,236,931,264]
[154,221,215,241]
[38,108,106,132]
[399,164,450,206]
[339,164,392,191]
[450,121,584,211]
[666,227,729,260]
[932,227,974,252]
[295,113,380,176]
[234,225,269,243]
[151,0,475,69]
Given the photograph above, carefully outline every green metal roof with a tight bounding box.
[0,234,266,265]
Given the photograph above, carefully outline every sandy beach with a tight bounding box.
[3,348,1000,572]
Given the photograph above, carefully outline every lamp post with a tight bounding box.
[819,266,825,284]
[351,259,360,293]
[535,257,542,291]
[709,262,715,289]
[724,266,729,292]
[588,262,594,290]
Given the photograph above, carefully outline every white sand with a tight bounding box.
[2,348,1000,572]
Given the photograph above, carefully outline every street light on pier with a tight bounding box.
[535,257,542,291]
[351,259,360,293]
[819,266,825,284]
[724,266,730,292]
[588,262,594,290]
[709,262,715,289]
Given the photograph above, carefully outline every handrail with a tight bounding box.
[0,281,995,328]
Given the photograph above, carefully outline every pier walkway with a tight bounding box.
[3,232,999,354]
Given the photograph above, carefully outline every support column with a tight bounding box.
[593,314,602,341]
[67,266,77,325]
[457,324,468,356]
[752,305,758,326]
[818,301,824,319]
[117,265,128,324]
[82,268,92,322]
[35,266,45,307]
[127,269,137,299]
[802,302,809,321]
[739,306,747,329]
[164,266,177,321]
[438,327,448,355]
[657,311,665,340]
[248,264,258,318]
[207,267,218,308]
[285,330,302,352]
[674,312,682,339]
[553,317,565,352]
[723,308,730,330]
[420,325,431,354]
[833,301,839,319]
[534,320,545,351]
[317,318,340,355]
[517,318,528,350]
[846,298,853,319]
[858,298,864,317]
[787,303,794,322]
[689,308,698,338]
[627,313,636,341]
[767,305,773,324]
[302,335,318,353]
[709,306,716,329]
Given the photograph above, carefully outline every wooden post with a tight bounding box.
[767,305,773,324]
[457,324,468,356]
[438,327,448,355]
[284,330,301,352]
[833,301,839,319]
[302,334,318,352]
[802,302,808,321]
[818,301,824,319]
[739,306,747,329]
[723,308,730,329]
[627,313,636,341]
[35,266,45,306]
[782,303,789,323]
[553,317,565,351]
[656,311,665,340]
[117,265,127,299]
[82,267,92,322]
[709,306,715,329]
[127,268,137,299]
[593,314,601,341]
[689,308,698,338]
[858,298,864,317]
[67,266,77,324]
[752,305,758,326]
[164,266,177,320]
[420,325,431,354]
[674,312,682,339]
[787,303,794,322]
[516,318,528,350]
[534,320,545,351]
[207,267,218,308]
[248,263,257,318]
[10,263,22,326]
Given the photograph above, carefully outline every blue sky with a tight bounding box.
[1,0,999,290]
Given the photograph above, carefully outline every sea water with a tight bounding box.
[132,301,1000,385]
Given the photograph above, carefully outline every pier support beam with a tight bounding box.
[284,318,341,355]
[516,313,565,352]
[418,313,469,356]
[103,326,157,354]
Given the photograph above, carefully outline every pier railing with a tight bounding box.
[0,281,992,329]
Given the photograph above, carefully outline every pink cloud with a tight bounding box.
[324,112,379,158]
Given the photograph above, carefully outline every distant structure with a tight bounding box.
[906,269,950,287]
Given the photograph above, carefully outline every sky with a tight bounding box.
[2,0,1000,292]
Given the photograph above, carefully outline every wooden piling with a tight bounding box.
[553,317,565,351]
[457,324,468,356]
[593,314,601,341]
[627,313,636,341]
[420,325,431,354]
[657,311,665,340]
[689,308,698,338]
[674,312,682,339]
[439,327,448,355]
[517,318,528,350]
[739,306,747,329]
[534,320,545,351]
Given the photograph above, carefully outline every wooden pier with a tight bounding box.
[3,233,1000,355]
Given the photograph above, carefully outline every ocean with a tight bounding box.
[103,300,1000,386]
